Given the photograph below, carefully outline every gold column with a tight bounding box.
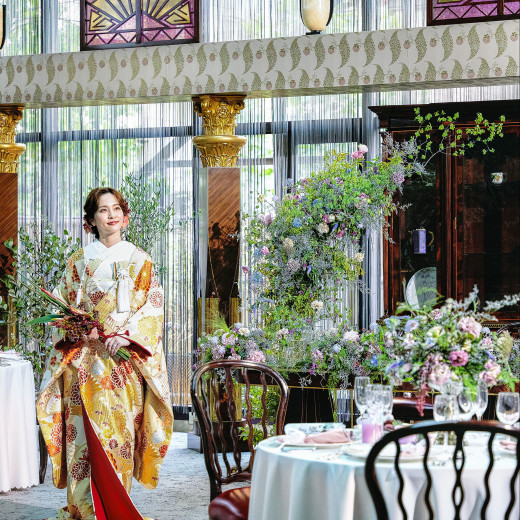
[0,105,26,348]
[192,95,247,167]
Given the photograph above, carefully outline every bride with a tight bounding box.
[37,187,173,520]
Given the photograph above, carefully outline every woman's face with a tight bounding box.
[91,193,125,239]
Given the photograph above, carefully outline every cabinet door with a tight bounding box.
[384,124,520,320]
[457,124,520,319]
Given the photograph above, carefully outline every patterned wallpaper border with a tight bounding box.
[0,19,518,108]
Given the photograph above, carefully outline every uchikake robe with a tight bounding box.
[37,240,173,520]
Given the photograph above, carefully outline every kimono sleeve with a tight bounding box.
[124,259,164,358]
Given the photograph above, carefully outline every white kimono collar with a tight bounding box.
[84,239,136,263]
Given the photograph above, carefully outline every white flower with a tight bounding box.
[283,237,294,250]
[238,327,250,336]
[343,330,360,342]
[265,232,272,240]
[332,344,341,354]
[358,144,368,153]
[209,336,220,345]
[311,300,324,311]
[354,252,364,263]
[234,322,244,329]
[316,222,329,234]
[277,328,290,338]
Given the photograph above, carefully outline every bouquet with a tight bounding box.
[27,286,131,361]
[376,287,519,413]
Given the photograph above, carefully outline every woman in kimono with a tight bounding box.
[37,187,173,520]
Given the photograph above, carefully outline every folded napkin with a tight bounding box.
[304,429,352,444]
[500,439,517,451]
[277,428,352,445]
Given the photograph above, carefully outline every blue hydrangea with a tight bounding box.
[293,217,303,228]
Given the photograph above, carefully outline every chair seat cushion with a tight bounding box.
[208,486,251,520]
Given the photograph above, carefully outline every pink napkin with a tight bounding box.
[500,439,517,451]
[303,429,352,444]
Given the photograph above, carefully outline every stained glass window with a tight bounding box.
[428,0,520,25]
[80,0,198,50]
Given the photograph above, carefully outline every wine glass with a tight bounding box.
[433,394,457,450]
[457,387,475,421]
[496,392,520,426]
[474,380,488,421]
[354,377,370,422]
[380,385,393,421]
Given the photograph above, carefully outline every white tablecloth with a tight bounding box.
[249,437,520,520]
[0,356,39,492]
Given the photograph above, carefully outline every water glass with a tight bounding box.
[496,392,520,426]
[354,377,370,420]
[474,380,488,421]
[380,385,394,420]
[457,387,475,421]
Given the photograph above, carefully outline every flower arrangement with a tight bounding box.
[244,144,418,326]
[196,321,269,367]
[376,287,519,413]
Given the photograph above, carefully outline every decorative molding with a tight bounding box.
[193,95,247,167]
[0,105,26,174]
[0,19,518,108]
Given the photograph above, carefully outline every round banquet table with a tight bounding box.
[0,357,39,492]
[248,436,520,520]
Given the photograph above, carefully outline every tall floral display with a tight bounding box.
[244,143,415,328]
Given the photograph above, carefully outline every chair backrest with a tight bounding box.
[191,359,289,500]
[365,420,520,520]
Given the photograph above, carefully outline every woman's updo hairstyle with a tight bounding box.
[83,187,130,239]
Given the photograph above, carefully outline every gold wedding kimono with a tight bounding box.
[37,240,173,520]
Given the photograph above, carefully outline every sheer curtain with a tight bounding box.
[3,0,518,410]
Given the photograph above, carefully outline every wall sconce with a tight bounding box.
[300,0,334,35]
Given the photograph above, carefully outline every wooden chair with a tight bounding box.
[365,420,520,520]
[191,360,289,520]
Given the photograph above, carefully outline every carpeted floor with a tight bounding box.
[0,433,213,520]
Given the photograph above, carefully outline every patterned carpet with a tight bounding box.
[0,433,212,520]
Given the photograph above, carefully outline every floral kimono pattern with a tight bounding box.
[37,240,173,520]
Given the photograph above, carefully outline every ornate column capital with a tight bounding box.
[0,105,26,174]
[192,95,247,167]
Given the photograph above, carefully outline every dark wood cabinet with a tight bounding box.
[370,100,520,324]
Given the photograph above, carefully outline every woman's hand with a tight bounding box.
[104,335,131,357]
[87,327,99,340]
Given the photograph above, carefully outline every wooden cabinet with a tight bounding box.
[370,100,520,324]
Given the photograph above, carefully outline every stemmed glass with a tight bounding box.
[433,394,457,450]
[496,392,520,427]
[457,387,476,421]
[474,380,489,421]
[380,385,393,421]
[354,377,370,423]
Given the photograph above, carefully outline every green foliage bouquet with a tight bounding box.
[376,288,519,413]
[244,144,419,326]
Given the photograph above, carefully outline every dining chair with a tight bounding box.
[191,359,289,520]
[365,420,520,520]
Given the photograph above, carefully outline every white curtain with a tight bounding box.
[2,0,518,410]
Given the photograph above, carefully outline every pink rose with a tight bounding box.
[358,144,368,154]
[351,150,364,159]
[458,316,482,338]
[258,213,273,225]
[260,246,270,255]
[248,350,266,363]
[449,350,469,367]
[429,363,452,386]
[242,266,249,274]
